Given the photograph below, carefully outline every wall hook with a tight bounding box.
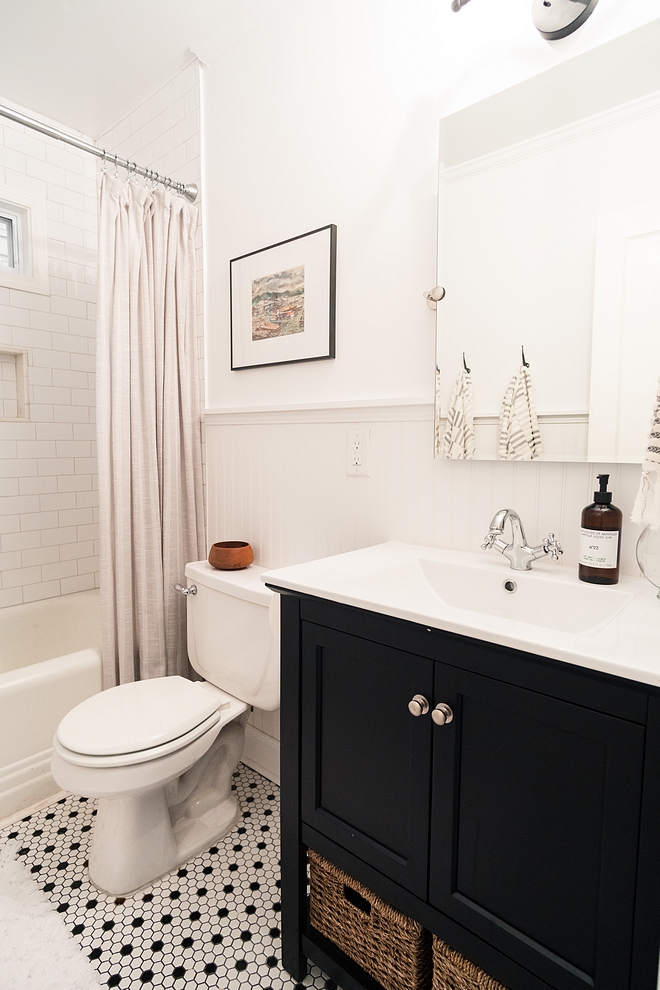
[424,286,446,310]
[522,345,530,368]
[462,352,471,374]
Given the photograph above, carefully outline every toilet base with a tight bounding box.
[88,713,248,895]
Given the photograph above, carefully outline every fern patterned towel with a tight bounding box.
[498,364,542,460]
[441,369,476,459]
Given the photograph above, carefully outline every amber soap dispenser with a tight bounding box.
[578,474,622,585]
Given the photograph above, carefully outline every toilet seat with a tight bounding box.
[53,709,229,768]
[54,675,247,768]
[57,675,227,757]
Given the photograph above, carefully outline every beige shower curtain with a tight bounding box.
[97,174,206,687]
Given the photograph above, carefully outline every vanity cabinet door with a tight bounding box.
[428,663,645,990]
[300,622,434,898]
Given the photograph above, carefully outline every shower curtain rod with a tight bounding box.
[0,103,198,203]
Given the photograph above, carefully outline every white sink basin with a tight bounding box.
[263,542,658,687]
[342,555,633,635]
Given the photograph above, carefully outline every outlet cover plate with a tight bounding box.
[346,430,370,477]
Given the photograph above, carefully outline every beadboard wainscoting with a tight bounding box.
[206,401,645,769]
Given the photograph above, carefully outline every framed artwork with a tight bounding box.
[230,224,337,370]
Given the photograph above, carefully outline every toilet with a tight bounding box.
[51,560,279,896]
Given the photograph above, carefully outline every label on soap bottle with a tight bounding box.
[579,528,619,569]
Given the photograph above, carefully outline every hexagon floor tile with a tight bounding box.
[0,763,340,990]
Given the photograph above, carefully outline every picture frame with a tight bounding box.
[230,224,337,370]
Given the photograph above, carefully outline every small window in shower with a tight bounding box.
[0,204,28,275]
[0,214,17,269]
[0,348,29,422]
[0,186,48,294]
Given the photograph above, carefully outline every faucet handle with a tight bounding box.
[542,533,563,560]
[482,532,497,550]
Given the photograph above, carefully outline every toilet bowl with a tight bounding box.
[51,561,279,895]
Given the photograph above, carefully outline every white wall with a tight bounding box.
[201,1,660,570]
[0,103,99,607]
[201,0,660,412]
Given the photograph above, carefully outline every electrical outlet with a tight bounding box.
[346,430,370,476]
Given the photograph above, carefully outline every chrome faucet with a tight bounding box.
[482,509,563,571]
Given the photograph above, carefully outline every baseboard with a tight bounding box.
[0,730,282,827]
[0,748,63,825]
[241,724,280,785]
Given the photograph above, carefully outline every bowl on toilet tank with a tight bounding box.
[184,560,280,711]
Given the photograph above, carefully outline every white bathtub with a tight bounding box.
[0,590,102,823]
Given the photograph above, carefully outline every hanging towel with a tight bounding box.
[434,365,443,456]
[498,364,542,460]
[440,369,476,459]
[631,378,660,529]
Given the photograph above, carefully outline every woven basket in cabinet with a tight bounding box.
[432,935,508,990]
[308,849,432,990]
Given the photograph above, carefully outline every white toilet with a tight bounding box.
[51,560,279,896]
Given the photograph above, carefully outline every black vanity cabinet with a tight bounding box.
[427,660,644,990]
[275,589,660,990]
[300,622,434,898]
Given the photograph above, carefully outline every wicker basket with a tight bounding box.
[432,936,508,990]
[308,850,432,990]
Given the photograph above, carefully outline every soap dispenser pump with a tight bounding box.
[578,474,622,585]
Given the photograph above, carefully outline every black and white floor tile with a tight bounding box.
[0,764,338,990]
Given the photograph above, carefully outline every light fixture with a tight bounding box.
[532,0,599,40]
[450,0,599,40]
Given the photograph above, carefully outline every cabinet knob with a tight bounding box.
[432,703,454,726]
[408,694,430,717]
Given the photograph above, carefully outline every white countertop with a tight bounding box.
[263,541,660,690]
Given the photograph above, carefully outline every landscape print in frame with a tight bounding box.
[251,265,305,341]
[230,224,336,370]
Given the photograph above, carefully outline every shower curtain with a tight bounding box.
[97,174,206,687]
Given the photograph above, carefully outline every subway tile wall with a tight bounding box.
[97,60,206,529]
[0,104,99,607]
[0,62,204,609]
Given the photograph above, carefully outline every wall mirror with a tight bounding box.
[434,19,660,462]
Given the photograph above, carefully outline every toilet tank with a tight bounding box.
[184,560,279,711]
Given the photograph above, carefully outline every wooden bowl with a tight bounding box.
[208,541,254,570]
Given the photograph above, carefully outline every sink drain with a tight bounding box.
[503,579,517,594]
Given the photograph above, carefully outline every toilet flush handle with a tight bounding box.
[174,583,197,596]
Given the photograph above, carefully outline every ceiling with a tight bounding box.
[3,0,660,141]
[0,0,241,138]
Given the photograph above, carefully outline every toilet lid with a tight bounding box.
[57,676,224,756]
